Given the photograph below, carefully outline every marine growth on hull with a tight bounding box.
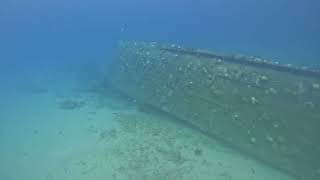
[108,41,320,180]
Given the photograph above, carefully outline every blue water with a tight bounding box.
[0,1,319,180]
[1,0,320,66]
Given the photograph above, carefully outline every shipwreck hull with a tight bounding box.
[109,41,320,180]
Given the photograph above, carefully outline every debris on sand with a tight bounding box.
[58,99,85,110]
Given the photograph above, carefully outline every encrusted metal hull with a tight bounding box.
[109,41,320,180]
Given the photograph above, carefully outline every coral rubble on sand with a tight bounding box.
[58,99,85,110]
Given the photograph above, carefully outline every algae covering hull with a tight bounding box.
[110,41,320,180]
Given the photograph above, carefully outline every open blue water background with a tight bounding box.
[1,0,319,71]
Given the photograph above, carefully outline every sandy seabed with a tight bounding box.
[0,74,296,180]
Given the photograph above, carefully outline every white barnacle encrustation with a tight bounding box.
[268,88,277,94]
[250,97,259,104]
[260,75,269,81]
[266,135,274,142]
[312,83,320,90]
[273,123,279,128]
[150,43,156,47]
[232,113,239,120]
[250,137,257,144]
[256,75,269,86]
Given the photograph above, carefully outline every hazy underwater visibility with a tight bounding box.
[1,1,320,180]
